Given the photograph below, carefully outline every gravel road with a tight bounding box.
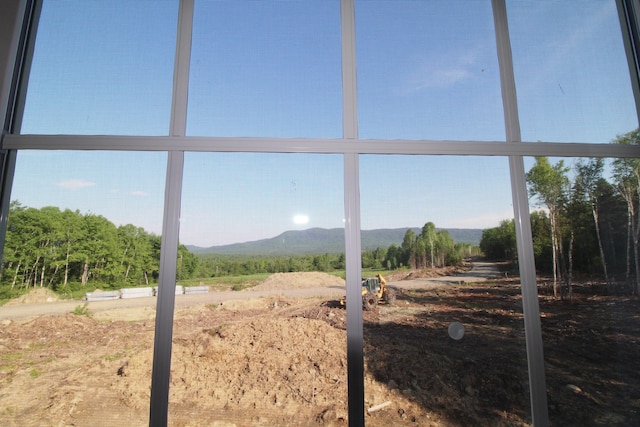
[0,261,500,321]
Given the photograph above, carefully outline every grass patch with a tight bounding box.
[104,353,124,362]
[71,302,91,317]
[29,368,42,379]
[0,353,22,373]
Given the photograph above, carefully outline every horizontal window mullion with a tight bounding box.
[4,134,640,158]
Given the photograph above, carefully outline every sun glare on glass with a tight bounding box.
[293,214,309,225]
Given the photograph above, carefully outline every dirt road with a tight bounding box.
[0,285,345,321]
[388,259,501,290]
[0,260,499,321]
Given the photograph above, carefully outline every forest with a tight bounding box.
[0,202,197,299]
[0,199,476,300]
[480,129,640,297]
[193,226,478,279]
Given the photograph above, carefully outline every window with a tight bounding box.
[187,0,342,138]
[2,150,166,426]
[525,154,640,425]
[1,1,639,426]
[20,0,178,135]
[356,0,504,141]
[508,0,637,143]
[361,155,531,425]
[171,152,346,424]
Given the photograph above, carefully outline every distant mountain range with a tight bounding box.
[186,227,483,256]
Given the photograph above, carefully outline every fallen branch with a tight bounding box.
[367,401,392,413]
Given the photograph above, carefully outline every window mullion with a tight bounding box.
[149,0,193,426]
[341,0,365,425]
[492,1,550,426]
[617,0,640,126]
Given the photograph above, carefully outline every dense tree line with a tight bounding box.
[1,202,198,294]
[194,253,346,277]
[384,222,479,270]
[195,222,477,278]
[480,128,638,296]
[0,201,478,296]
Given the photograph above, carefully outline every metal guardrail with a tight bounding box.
[86,285,209,301]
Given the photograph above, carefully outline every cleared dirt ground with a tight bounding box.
[0,267,639,426]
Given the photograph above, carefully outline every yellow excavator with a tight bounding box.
[341,273,396,311]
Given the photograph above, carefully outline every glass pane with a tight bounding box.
[170,153,347,424]
[356,0,505,141]
[0,150,167,426]
[508,0,638,143]
[20,0,178,135]
[360,155,531,425]
[187,1,343,138]
[526,153,640,425]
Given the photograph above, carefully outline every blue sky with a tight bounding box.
[12,0,638,247]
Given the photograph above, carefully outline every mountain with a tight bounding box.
[186,227,483,256]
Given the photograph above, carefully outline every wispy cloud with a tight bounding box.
[130,190,148,197]
[408,67,472,91]
[56,179,96,190]
[400,48,483,93]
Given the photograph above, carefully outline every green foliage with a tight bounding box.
[480,219,516,261]
[381,223,474,270]
[1,203,201,295]
[0,286,24,305]
[194,253,345,278]
[192,222,472,281]
[71,302,91,317]
[513,151,635,283]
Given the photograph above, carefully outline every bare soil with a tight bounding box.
[0,270,639,426]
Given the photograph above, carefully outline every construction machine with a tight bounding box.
[341,273,396,311]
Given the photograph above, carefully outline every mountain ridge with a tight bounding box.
[186,227,483,256]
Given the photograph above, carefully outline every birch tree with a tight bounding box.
[611,129,640,294]
[574,158,611,286]
[526,157,570,297]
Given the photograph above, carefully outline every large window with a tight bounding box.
[170,153,346,424]
[19,0,178,136]
[360,155,531,425]
[508,0,637,143]
[187,0,342,138]
[0,150,167,426]
[525,154,640,425]
[1,1,639,426]
[356,0,504,141]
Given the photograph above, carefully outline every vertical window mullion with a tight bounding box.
[492,0,550,425]
[0,0,39,273]
[149,0,193,425]
[617,0,640,125]
[341,0,365,425]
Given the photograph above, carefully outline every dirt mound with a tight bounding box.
[117,315,349,423]
[3,279,638,426]
[5,287,59,305]
[251,272,345,291]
